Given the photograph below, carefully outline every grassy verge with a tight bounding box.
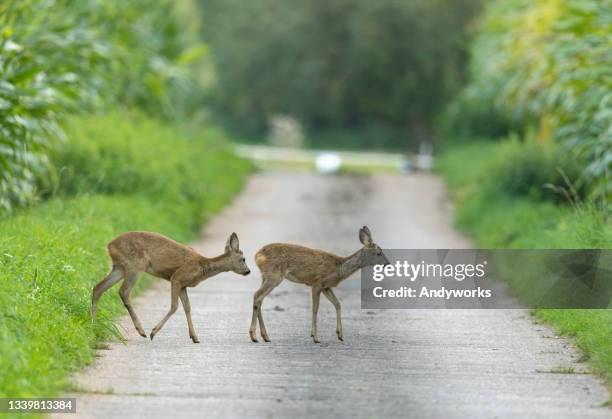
[437,141,612,385]
[0,112,250,398]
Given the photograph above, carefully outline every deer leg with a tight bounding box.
[323,288,343,341]
[311,286,322,343]
[250,273,282,342]
[119,272,146,338]
[179,288,199,343]
[150,280,181,340]
[257,305,269,342]
[249,291,261,342]
[91,265,123,320]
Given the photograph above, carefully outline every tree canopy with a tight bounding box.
[200,0,482,147]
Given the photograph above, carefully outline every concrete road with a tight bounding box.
[60,173,611,419]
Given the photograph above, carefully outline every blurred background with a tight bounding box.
[1,0,610,214]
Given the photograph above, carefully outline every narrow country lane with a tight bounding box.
[58,173,610,419]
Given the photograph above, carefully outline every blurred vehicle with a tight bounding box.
[315,152,342,174]
[401,159,414,174]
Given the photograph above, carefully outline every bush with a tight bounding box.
[38,112,246,228]
[0,113,250,397]
[489,137,585,203]
[437,84,517,142]
[441,0,612,200]
[440,137,586,204]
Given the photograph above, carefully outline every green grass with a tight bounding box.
[0,112,250,399]
[438,141,612,385]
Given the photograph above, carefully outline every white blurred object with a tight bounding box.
[416,154,433,171]
[415,142,434,171]
[401,158,414,174]
[315,152,342,174]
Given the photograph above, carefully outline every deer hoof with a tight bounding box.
[138,330,147,338]
[338,335,344,341]
[262,335,271,343]
[249,331,258,343]
[312,336,320,344]
[191,337,200,344]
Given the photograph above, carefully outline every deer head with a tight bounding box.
[225,232,251,276]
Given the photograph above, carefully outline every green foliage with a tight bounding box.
[201,0,482,145]
[89,0,207,119]
[0,113,250,398]
[38,112,246,228]
[0,0,207,214]
[441,0,612,200]
[438,141,611,248]
[439,137,586,204]
[488,136,585,202]
[437,83,517,141]
[439,142,612,383]
[0,1,112,213]
[305,126,413,151]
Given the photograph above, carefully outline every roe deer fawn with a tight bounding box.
[250,226,388,343]
[92,231,250,343]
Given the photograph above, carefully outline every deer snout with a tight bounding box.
[243,269,251,276]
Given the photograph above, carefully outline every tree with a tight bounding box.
[199,0,482,147]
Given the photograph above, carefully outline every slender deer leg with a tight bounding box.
[250,273,282,342]
[323,288,343,341]
[119,271,146,338]
[150,280,181,340]
[179,288,199,343]
[92,265,124,320]
[257,306,269,342]
[249,293,260,342]
[311,286,322,343]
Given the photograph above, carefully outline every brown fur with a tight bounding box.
[92,231,250,343]
[249,226,388,343]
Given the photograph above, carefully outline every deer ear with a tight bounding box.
[359,226,372,246]
[226,232,239,252]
